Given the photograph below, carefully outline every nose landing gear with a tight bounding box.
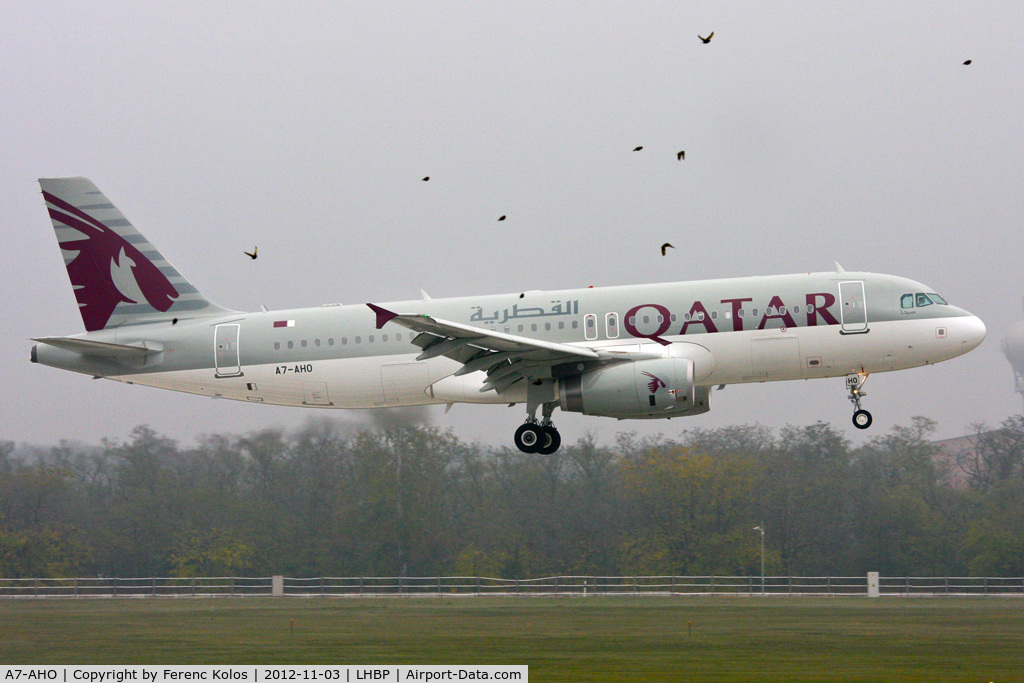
[846,373,872,430]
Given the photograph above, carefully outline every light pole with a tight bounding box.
[753,522,765,595]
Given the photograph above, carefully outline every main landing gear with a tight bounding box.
[514,398,561,454]
[846,373,872,430]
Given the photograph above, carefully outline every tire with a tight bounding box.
[514,424,542,453]
[852,409,873,430]
[536,426,562,455]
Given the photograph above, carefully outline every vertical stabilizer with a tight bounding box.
[39,177,235,331]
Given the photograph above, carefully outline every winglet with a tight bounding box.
[366,303,399,329]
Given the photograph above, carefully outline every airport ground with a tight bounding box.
[2,596,1022,681]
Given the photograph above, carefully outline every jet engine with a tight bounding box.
[558,358,710,419]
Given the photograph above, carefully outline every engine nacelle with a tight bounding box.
[559,358,710,418]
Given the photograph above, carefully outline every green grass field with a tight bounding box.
[2,596,1022,682]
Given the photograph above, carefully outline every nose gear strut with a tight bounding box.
[846,373,872,429]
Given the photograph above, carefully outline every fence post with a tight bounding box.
[35,578,39,598]
[272,575,284,597]
[710,576,715,595]
[74,577,78,599]
[827,576,832,595]
[867,572,880,598]
[945,577,949,595]
[437,576,441,595]
[152,577,156,597]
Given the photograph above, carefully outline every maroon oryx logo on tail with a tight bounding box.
[44,191,179,331]
[641,371,667,394]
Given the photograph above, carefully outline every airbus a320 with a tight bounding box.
[31,177,986,453]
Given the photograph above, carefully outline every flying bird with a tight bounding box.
[677,151,685,161]
[498,215,506,221]
[422,176,430,181]
[633,146,643,152]
[699,32,714,44]
[660,242,675,256]
[963,59,972,65]
[244,247,258,260]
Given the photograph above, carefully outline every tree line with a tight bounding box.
[1,414,1022,579]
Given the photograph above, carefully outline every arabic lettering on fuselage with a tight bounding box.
[470,300,580,324]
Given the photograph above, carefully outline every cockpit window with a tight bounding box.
[928,293,948,305]
[915,293,933,307]
[900,294,914,309]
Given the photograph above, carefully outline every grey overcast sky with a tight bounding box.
[2,1,1023,449]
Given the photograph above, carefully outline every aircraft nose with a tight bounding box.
[960,314,986,353]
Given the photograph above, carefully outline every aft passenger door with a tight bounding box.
[838,281,869,334]
[214,323,243,377]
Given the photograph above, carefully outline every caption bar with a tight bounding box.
[1,667,527,683]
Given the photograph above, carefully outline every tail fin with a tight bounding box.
[39,177,235,331]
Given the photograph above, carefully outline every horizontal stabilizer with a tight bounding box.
[32,336,163,360]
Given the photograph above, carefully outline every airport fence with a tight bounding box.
[1,575,1023,599]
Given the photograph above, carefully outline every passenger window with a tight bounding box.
[558,322,565,330]
[287,341,294,349]
[369,335,375,343]
[765,307,775,316]
[397,333,402,341]
[518,324,524,332]
[916,293,933,307]
[531,323,537,332]
[670,314,677,322]
[779,306,787,315]
[329,338,335,346]
[806,305,814,315]
[382,334,388,342]
[572,321,579,329]
[710,311,718,320]
[628,316,636,325]
[901,294,914,309]
[656,315,664,323]
[738,309,745,319]
[341,337,347,345]
[315,339,321,347]
[301,340,307,348]
[697,312,705,321]
[752,308,759,317]
[274,342,280,350]
[355,336,361,344]
[793,305,801,314]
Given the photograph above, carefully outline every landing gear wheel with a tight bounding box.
[514,423,543,453]
[536,426,562,455]
[852,409,873,430]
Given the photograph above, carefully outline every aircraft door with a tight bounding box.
[214,324,242,377]
[838,281,868,334]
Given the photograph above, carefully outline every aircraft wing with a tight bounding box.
[368,303,653,394]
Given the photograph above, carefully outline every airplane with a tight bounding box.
[30,177,986,454]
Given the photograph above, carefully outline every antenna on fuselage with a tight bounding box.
[834,261,846,273]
